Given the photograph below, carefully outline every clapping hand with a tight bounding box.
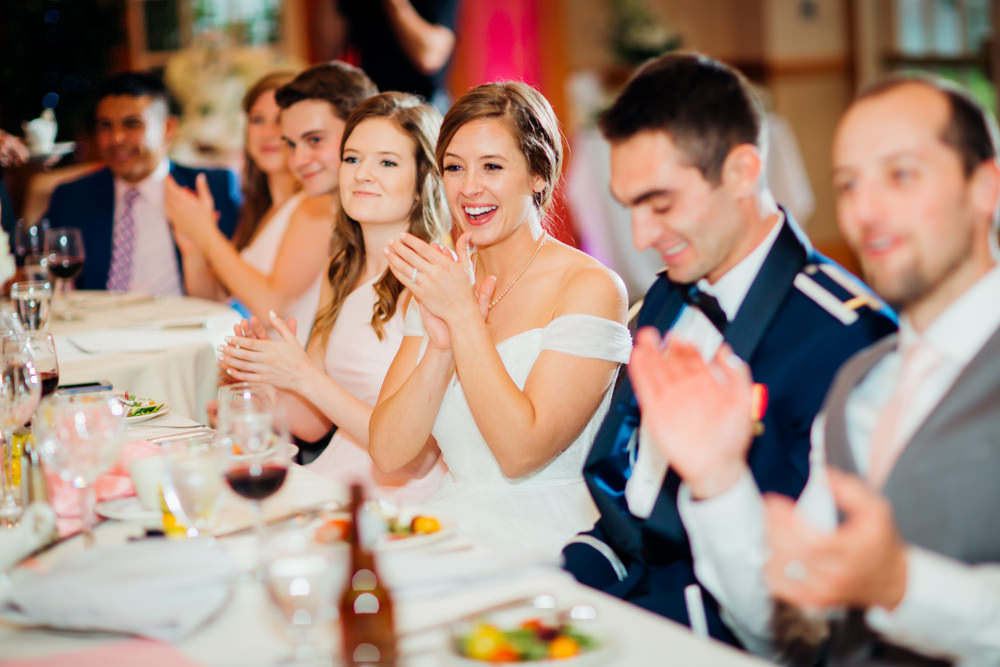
[764,468,909,611]
[220,312,312,392]
[628,328,755,499]
[164,173,219,252]
[386,232,495,349]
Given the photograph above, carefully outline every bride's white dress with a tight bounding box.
[406,308,631,558]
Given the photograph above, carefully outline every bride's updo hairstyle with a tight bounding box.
[435,82,564,217]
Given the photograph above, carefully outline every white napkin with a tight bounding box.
[1,539,237,641]
[0,503,57,571]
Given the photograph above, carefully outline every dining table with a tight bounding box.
[0,457,773,667]
[47,290,243,424]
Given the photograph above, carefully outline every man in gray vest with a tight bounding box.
[626,73,1000,665]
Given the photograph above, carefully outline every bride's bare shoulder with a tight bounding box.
[545,241,628,321]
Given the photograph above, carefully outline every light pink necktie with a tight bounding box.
[867,342,940,487]
[107,187,139,291]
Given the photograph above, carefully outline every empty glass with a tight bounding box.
[10,281,53,331]
[217,382,276,425]
[34,391,125,544]
[265,527,346,665]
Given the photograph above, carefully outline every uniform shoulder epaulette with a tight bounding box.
[794,262,880,325]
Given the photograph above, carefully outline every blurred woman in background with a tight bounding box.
[166,71,333,344]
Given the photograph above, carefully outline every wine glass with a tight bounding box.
[21,332,58,399]
[33,390,125,545]
[265,526,346,665]
[10,281,53,332]
[0,334,40,524]
[160,434,224,538]
[43,227,85,297]
[218,405,291,569]
[12,218,48,270]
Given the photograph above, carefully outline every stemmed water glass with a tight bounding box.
[33,390,125,544]
[265,526,346,665]
[43,227,85,298]
[217,382,276,424]
[0,334,41,524]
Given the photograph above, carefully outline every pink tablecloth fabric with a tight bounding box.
[1,638,204,666]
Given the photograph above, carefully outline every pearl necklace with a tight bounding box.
[477,233,547,312]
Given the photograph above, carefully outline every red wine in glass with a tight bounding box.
[225,463,288,501]
[47,256,85,281]
[39,370,59,398]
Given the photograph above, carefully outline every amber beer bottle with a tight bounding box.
[339,483,397,666]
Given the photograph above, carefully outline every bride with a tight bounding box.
[370,82,631,557]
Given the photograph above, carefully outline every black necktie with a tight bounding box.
[684,284,728,334]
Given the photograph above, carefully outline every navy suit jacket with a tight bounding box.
[44,163,240,291]
[564,214,897,644]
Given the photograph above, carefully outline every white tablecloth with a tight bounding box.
[49,291,241,424]
[0,465,771,667]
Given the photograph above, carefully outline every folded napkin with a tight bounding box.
[1,539,237,641]
[0,503,58,572]
[46,439,161,537]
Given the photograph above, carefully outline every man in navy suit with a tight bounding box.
[45,71,240,293]
[562,53,897,644]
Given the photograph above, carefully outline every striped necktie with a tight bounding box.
[107,187,139,291]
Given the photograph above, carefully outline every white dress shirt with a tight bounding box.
[679,263,1000,664]
[112,159,182,296]
[625,213,784,518]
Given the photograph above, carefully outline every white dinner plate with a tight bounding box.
[124,403,169,424]
[95,496,163,529]
[377,514,457,552]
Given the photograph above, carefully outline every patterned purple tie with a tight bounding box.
[107,187,139,291]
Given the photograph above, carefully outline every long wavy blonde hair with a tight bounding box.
[310,92,449,346]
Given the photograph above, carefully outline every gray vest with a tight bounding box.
[820,327,1000,666]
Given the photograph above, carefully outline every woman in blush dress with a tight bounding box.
[370,82,632,557]
[165,71,337,344]
[220,90,449,502]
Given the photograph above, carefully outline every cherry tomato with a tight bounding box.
[547,636,581,659]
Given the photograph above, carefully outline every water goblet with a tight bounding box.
[0,334,40,525]
[161,434,224,538]
[217,382,276,425]
[33,390,125,545]
[10,281,53,331]
[265,526,346,665]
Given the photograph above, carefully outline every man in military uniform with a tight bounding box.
[562,52,897,644]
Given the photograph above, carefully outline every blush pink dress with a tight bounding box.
[307,275,444,502]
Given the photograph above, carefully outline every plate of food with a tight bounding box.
[116,392,169,423]
[314,502,456,551]
[450,603,610,665]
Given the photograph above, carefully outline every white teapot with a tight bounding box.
[22,109,57,155]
